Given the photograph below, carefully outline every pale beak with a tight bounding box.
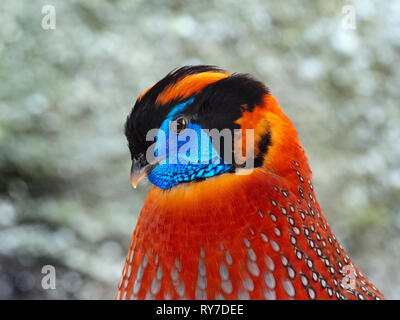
[130,158,149,189]
[130,153,167,189]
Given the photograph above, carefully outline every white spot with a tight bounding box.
[247,261,260,277]
[274,227,282,237]
[264,273,276,290]
[312,272,318,282]
[260,232,269,243]
[199,259,206,276]
[248,248,257,262]
[265,256,275,272]
[215,293,225,300]
[219,263,229,281]
[225,250,233,266]
[164,291,172,299]
[142,254,148,268]
[145,293,155,300]
[307,287,316,299]
[197,275,207,290]
[136,266,144,281]
[175,281,185,297]
[270,240,280,252]
[283,280,296,297]
[243,237,251,248]
[221,280,233,294]
[300,274,308,286]
[264,290,276,300]
[243,277,254,292]
[150,278,161,296]
[200,247,205,259]
[195,288,207,300]
[238,291,250,300]
[281,256,289,267]
[156,266,163,281]
[170,269,179,283]
[287,267,296,279]
[133,280,141,295]
[174,258,181,272]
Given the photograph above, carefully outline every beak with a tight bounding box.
[130,153,166,189]
[130,158,150,189]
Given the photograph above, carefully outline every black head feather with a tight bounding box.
[125,65,270,165]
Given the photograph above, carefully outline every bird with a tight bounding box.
[117,65,385,300]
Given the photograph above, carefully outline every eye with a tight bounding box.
[172,117,188,134]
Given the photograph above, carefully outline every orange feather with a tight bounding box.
[117,92,384,300]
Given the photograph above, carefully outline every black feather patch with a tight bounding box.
[125,66,224,160]
[125,65,270,166]
[254,131,272,167]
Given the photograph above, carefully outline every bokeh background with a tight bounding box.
[0,0,399,299]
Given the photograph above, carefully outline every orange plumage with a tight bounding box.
[117,66,385,300]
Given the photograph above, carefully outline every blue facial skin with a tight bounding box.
[147,98,233,190]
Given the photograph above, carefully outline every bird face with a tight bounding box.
[125,66,294,190]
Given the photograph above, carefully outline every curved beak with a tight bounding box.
[130,158,149,189]
[130,153,168,189]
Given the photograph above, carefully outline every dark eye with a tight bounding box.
[172,117,187,134]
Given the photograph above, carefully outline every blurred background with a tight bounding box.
[0,0,399,299]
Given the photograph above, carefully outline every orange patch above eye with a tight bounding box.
[155,72,230,106]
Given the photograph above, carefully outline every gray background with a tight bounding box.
[0,0,399,299]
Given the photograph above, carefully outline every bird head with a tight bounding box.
[125,66,307,190]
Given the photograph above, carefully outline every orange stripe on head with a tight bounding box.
[155,71,230,106]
